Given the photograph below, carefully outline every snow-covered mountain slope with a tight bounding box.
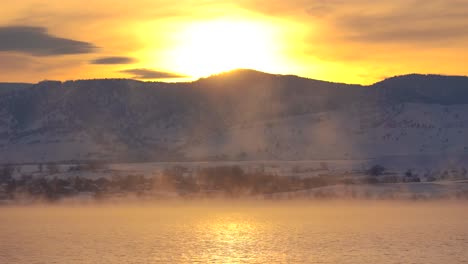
[0,83,32,95]
[1,70,468,164]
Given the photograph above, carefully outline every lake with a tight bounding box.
[1,201,468,263]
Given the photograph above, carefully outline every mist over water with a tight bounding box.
[1,1,468,263]
[1,201,468,263]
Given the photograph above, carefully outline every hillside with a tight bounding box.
[1,70,468,166]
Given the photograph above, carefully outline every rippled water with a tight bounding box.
[1,201,468,263]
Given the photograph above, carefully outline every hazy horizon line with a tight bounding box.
[1,68,468,87]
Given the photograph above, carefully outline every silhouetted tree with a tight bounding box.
[46,163,59,174]
[0,164,15,183]
[405,169,413,178]
[367,165,385,177]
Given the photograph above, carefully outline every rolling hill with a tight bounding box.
[1,70,468,166]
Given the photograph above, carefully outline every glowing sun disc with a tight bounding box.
[166,19,286,78]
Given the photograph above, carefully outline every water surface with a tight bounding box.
[1,201,467,263]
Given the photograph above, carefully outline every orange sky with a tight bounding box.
[1,0,467,84]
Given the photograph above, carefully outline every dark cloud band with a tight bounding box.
[120,68,187,79]
[90,56,137,64]
[0,26,97,56]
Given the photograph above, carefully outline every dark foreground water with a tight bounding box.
[1,201,468,263]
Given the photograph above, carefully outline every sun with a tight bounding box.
[165,19,288,78]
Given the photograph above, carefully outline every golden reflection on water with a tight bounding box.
[2,202,468,264]
[188,207,302,264]
[196,215,263,263]
[210,218,255,244]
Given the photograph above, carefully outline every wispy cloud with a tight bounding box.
[337,0,468,44]
[90,56,137,65]
[120,68,187,79]
[306,0,343,17]
[0,26,97,56]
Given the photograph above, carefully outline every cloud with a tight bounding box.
[0,54,37,71]
[346,25,468,43]
[306,0,343,17]
[0,26,97,56]
[120,69,187,79]
[90,56,137,65]
[335,0,468,44]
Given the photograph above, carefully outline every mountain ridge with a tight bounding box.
[1,69,468,164]
[4,69,468,91]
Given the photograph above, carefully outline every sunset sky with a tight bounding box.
[1,0,467,84]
